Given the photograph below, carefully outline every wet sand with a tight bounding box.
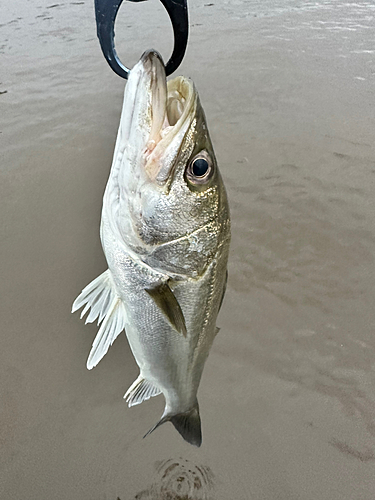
[1,1,375,498]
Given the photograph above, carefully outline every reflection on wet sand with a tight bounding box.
[132,459,214,500]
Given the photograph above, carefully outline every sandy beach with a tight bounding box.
[1,1,375,498]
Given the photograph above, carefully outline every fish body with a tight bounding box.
[72,51,230,446]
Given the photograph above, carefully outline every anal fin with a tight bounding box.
[124,375,161,407]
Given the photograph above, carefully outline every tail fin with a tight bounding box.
[170,405,202,447]
[143,403,202,447]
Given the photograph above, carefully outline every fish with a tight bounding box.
[72,50,230,447]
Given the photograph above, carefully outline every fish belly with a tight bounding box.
[101,221,199,412]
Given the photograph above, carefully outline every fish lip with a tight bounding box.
[139,50,166,91]
[140,49,168,148]
[140,49,165,70]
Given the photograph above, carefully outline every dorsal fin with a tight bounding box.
[72,270,115,324]
[72,270,127,369]
[145,282,187,337]
[86,297,127,369]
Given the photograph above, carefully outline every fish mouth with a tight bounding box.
[125,50,196,184]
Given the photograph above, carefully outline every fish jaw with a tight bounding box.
[119,49,167,163]
[116,50,196,189]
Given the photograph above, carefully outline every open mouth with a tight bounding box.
[166,80,189,126]
[142,50,194,142]
[134,50,195,183]
[155,76,194,143]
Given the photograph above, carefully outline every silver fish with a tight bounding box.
[72,50,230,446]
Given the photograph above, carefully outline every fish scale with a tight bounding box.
[72,50,230,446]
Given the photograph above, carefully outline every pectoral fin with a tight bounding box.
[145,282,187,337]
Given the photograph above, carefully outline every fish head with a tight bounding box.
[111,50,230,276]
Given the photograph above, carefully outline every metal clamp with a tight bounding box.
[94,0,189,79]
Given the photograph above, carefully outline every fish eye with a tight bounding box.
[185,150,214,186]
[192,158,209,177]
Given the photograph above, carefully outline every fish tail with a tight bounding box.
[170,403,202,447]
[143,402,202,447]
